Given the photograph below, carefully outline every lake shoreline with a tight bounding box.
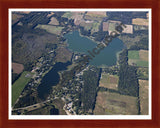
[64,30,125,67]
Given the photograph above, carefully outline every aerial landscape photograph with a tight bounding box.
[10,9,150,117]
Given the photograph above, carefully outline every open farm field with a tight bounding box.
[132,18,148,26]
[85,11,107,17]
[12,71,34,106]
[122,24,133,34]
[12,62,24,74]
[48,17,59,25]
[62,12,85,19]
[128,50,139,59]
[84,12,106,21]
[94,91,138,115]
[139,50,148,61]
[128,50,148,67]
[35,24,64,35]
[99,73,118,90]
[80,21,93,30]
[139,79,149,115]
[103,22,109,31]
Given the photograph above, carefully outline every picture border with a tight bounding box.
[9,8,152,120]
[0,0,159,128]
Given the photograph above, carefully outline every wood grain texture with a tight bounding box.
[0,0,160,128]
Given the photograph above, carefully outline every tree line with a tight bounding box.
[118,49,139,97]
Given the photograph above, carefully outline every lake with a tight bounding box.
[37,61,71,100]
[64,31,125,66]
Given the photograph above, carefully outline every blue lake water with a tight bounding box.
[64,31,125,66]
[37,61,71,100]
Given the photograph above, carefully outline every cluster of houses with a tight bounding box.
[28,51,56,88]
[63,102,76,115]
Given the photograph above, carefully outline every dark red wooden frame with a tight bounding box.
[0,0,160,128]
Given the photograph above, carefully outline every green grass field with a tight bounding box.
[136,61,148,67]
[128,50,139,59]
[128,50,148,67]
[35,25,64,35]
[12,71,33,106]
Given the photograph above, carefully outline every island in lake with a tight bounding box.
[11,10,149,116]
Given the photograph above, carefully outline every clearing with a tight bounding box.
[48,17,59,25]
[35,24,64,35]
[139,50,148,61]
[94,91,139,115]
[12,62,24,74]
[122,24,133,34]
[103,22,109,31]
[85,11,107,17]
[84,11,107,21]
[132,18,148,26]
[12,63,24,74]
[99,73,119,90]
[107,20,121,34]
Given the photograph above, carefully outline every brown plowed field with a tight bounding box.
[12,62,24,74]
